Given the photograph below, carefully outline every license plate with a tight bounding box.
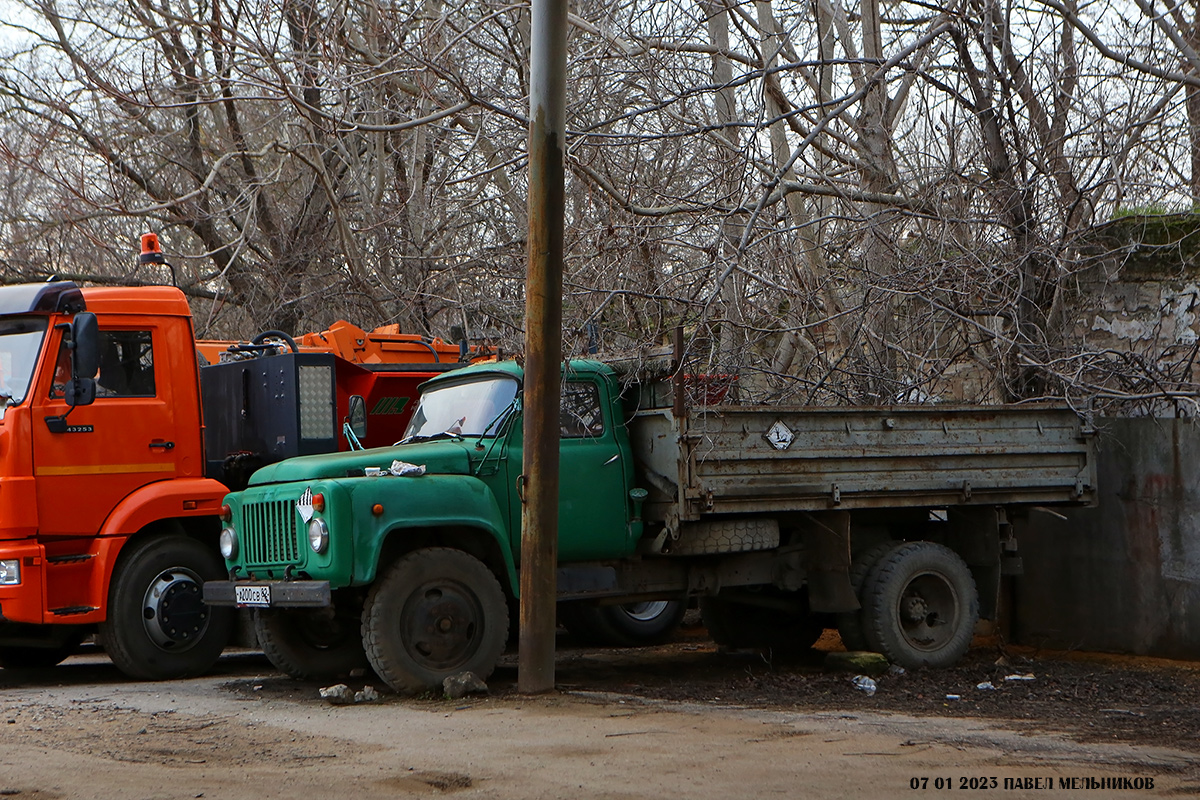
[235,584,271,607]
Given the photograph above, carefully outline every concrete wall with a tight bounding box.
[1015,417,1200,659]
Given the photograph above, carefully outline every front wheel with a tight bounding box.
[362,548,508,694]
[860,541,978,669]
[99,535,232,680]
[255,601,369,680]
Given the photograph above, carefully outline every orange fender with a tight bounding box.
[61,478,230,624]
[99,477,228,539]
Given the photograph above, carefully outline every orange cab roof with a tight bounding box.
[80,286,192,317]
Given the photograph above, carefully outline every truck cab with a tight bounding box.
[454,360,637,563]
[0,281,230,675]
[31,287,214,541]
[215,359,638,582]
[206,359,648,689]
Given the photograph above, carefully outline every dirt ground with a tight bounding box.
[1,620,1198,799]
[546,618,1200,753]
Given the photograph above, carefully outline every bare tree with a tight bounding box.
[0,0,1197,412]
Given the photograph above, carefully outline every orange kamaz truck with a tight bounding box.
[0,276,469,680]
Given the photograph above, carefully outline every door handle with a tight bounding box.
[602,453,620,466]
[149,440,176,451]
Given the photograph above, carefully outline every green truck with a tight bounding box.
[204,358,1096,693]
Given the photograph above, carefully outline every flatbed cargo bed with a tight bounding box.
[631,404,1094,522]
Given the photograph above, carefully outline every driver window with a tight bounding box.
[51,330,156,398]
[51,338,71,394]
[560,381,604,438]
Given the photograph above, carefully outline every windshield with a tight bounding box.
[402,376,519,441]
[0,316,48,420]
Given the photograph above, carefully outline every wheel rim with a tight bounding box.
[400,579,485,672]
[892,570,960,652]
[620,600,671,622]
[142,567,209,652]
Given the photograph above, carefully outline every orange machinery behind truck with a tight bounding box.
[0,279,469,680]
[195,318,471,491]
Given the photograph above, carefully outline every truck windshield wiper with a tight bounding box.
[474,398,519,447]
[396,429,464,446]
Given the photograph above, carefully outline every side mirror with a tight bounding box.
[71,312,99,379]
[65,378,96,407]
[66,312,99,408]
[45,312,99,430]
[347,395,368,440]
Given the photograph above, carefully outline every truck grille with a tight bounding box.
[240,500,301,565]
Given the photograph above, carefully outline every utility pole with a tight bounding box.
[519,0,568,695]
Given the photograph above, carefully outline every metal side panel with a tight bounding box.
[628,409,684,507]
[680,405,1094,516]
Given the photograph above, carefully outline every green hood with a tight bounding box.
[247,440,475,486]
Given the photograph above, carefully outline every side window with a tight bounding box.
[51,330,156,398]
[560,381,605,438]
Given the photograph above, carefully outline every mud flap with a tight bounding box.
[948,507,1002,620]
[799,511,858,613]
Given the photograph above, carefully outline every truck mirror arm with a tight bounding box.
[44,381,96,430]
[342,420,364,451]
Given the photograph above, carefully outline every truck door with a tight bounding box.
[556,379,633,560]
[505,377,632,562]
[32,323,186,537]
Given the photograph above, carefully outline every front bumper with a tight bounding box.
[0,540,44,624]
[203,580,331,608]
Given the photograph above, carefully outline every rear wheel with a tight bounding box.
[560,599,686,647]
[836,541,896,651]
[362,548,508,694]
[860,541,978,668]
[701,590,823,654]
[255,601,369,680]
[99,535,232,680]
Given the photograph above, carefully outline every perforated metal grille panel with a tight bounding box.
[298,364,334,440]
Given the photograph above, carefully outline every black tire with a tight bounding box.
[560,599,686,647]
[99,535,233,680]
[700,590,823,655]
[836,541,896,651]
[254,603,369,680]
[860,541,979,669]
[0,630,84,670]
[362,548,508,694]
[556,600,595,639]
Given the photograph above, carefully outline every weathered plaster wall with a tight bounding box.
[1069,217,1200,412]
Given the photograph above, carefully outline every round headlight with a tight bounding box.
[219,527,238,560]
[308,518,329,554]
